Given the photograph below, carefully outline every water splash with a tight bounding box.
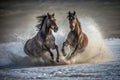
[0,16,113,67]
[61,17,113,64]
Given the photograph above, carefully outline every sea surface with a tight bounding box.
[0,39,120,80]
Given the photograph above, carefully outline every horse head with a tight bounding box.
[67,11,77,31]
[46,13,58,32]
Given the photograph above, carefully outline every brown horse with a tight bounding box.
[24,13,60,62]
[62,11,88,60]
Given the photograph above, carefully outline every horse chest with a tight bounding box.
[45,35,55,48]
[67,32,78,47]
[46,35,55,41]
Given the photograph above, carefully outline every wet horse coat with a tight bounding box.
[62,11,88,60]
[24,13,60,62]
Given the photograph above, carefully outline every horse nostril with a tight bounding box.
[56,27,58,30]
[54,27,58,32]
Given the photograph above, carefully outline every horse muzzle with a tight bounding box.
[70,26,75,31]
[54,27,58,32]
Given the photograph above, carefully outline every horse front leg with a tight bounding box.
[66,44,78,60]
[45,45,54,60]
[55,45,59,62]
[62,41,68,56]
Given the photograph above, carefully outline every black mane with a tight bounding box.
[36,15,47,30]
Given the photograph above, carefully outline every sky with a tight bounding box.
[0,0,120,43]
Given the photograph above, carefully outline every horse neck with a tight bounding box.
[46,27,52,35]
[74,19,82,35]
[38,17,52,38]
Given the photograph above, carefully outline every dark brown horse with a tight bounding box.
[24,13,60,62]
[62,11,88,60]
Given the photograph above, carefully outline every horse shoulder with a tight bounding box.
[46,34,55,41]
[67,31,74,40]
[34,35,43,48]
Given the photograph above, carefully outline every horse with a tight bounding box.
[24,13,60,62]
[62,11,88,60]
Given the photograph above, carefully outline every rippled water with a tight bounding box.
[0,39,120,80]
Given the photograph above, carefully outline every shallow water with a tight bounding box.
[0,39,120,80]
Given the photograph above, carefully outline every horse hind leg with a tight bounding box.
[24,42,33,57]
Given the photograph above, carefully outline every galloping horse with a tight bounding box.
[62,11,88,60]
[24,13,60,62]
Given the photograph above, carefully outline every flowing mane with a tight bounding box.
[76,18,82,30]
[36,15,47,30]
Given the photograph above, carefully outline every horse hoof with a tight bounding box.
[50,60,54,63]
[66,58,70,60]
[56,59,59,62]
[66,56,71,60]
[51,57,54,60]
[62,50,66,56]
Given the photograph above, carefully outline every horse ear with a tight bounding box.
[47,12,50,17]
[52,13,55,16]
[73,11,76,15]
[68,11,71,15]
